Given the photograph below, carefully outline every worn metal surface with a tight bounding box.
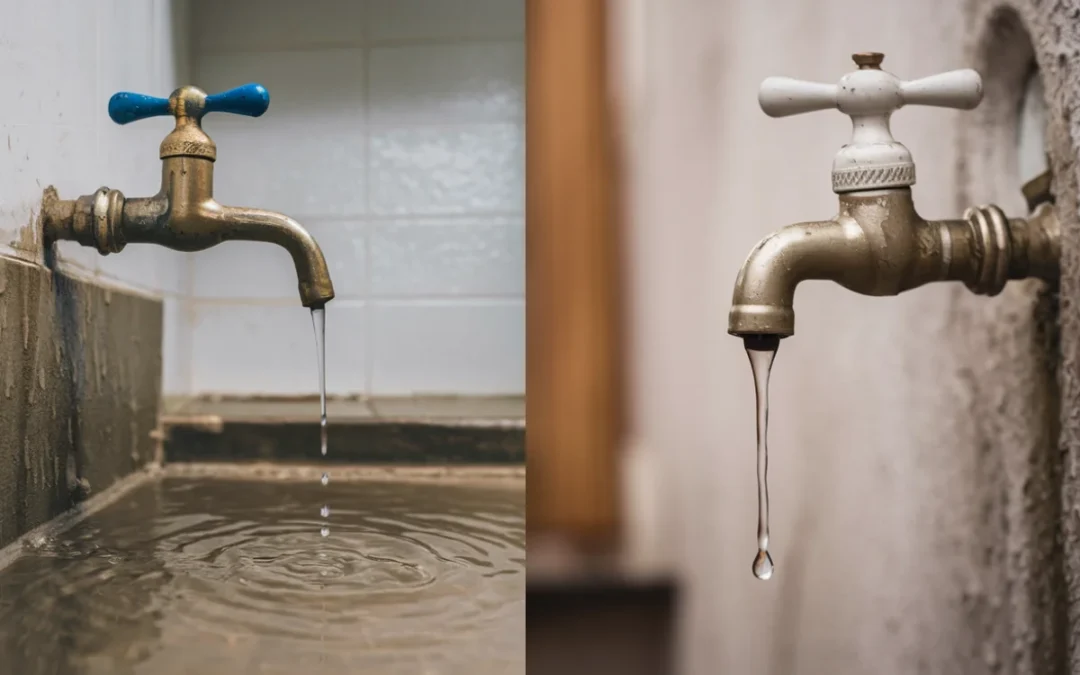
[40,85,335,308]
[728,179,1060,338]
[0,256,161,549]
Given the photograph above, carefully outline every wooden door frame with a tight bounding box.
[526,0,624,553]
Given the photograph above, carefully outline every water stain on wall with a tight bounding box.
[0,255,162,549]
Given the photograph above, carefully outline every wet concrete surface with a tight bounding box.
[164,395,525,424]
[0,257,161,550]
[0,476,524,674]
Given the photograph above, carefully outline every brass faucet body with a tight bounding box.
[41,86,335,308]
[728,184,1060,338]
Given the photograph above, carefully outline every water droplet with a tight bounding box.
[321,473,329,486]
[752,549,774,580]
[320,527,330,537]
[320,505,330,518]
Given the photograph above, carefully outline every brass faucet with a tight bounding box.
[729,53,1059,339]
[42,84,335,308]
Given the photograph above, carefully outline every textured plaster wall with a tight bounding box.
[614,0,1076,674]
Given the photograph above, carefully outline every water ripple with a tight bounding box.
[0,477,524,674]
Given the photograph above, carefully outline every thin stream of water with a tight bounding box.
[745,335,779,581]
[311,307,329,539]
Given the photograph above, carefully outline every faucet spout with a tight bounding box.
[728,188,1059,338]
[217,206,335,308]
[42,157,336,308]
[729,218,869,338]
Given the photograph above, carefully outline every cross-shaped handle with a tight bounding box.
[758,53,983,192]
[108,83,270,125]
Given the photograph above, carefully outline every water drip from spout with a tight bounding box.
[744,334,780,580]
[311,307,329,539]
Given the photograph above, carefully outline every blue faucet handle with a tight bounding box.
[204,83,270,118]
[108,92,171,125]
[107,83,270,125]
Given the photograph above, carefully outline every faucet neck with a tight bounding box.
[836,188,919,225]
[160,116,216,161]
[162,155,214,206]
[159,86,217,161]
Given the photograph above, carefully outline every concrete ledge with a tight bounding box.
[161,396,525,464]
[162,461,524,486]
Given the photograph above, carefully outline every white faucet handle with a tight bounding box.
[759,78,839,117]
[900,69,983,110]
[758,53,984,193]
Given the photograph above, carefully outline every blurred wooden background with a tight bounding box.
[526,0,624,552]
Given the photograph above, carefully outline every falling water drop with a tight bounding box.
[311,307,331,537]
[745,334,780,581]
[320,416,328,456]
[752,549,774,580]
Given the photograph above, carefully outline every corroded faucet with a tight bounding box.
[42,84,335,308]
[728,53,1059,339]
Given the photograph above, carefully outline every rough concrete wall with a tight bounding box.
[995,1,1080,672]
[913,5,1070,673]
[0,256,162,549]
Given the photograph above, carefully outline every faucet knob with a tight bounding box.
[108,83,270,125]
[758,53,983,193]
[108,84,270,161]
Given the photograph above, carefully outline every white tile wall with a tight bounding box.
[369,125,524,215]
[190,301,367,395]
[0,0,192,393]
[370,300,523,394]
[368,43,525,125]
[187,0,525,396]
[370,217,523,297]
[366,0,524,42]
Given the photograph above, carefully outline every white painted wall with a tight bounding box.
[0,0,192,392]
[177,0,526,397]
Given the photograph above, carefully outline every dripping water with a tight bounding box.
[311,308,329,539]
[745,334,780,581]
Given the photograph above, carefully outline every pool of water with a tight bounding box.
[0,475,525,674]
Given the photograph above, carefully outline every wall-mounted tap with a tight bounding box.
[42,84,335,308]
[728,52,1059,340]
